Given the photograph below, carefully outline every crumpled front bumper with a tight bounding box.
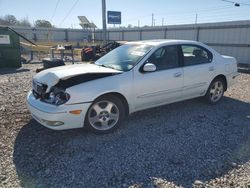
[27,91,91,130]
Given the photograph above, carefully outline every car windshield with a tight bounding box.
[95,44,153,71]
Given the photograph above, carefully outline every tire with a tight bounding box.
[43,58,65,69]
[85,95,125,134]
[205,78,225,104]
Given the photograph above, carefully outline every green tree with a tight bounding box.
[17,18,31,27]
[0,15,18,25]
[34,20,53,28]
[4,15,18,25]
[0,15,31,27]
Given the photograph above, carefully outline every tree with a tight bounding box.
[0,18,9,25]
[4,15,18,25]
[127,24,132,28]
[17,18,31,27]
[0,15,31,27]
[0,15,18,26]
[34,20,53,28]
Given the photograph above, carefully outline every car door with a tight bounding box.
[181,44,216,98]
[132,45,183,111]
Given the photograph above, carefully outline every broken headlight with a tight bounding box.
[44,87,70,105]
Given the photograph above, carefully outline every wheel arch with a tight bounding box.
[212,74,228,91]
[94,92,130,116]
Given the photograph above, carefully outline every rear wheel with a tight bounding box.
[205,78,225,104]
[85,95,125,134]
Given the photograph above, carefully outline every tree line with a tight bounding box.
[0,15,53,28]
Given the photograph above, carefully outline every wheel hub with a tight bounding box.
[99,111,110,120]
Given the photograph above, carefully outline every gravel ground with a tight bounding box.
[0,63,249,188]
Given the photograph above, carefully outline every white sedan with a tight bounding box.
[27,40,238,133]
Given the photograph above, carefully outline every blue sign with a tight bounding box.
[107,11,121,24]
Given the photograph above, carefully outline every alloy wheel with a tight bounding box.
[88,100,120,131]
[209,81,224,103]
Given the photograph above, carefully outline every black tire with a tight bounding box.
[43,58,65,69]
[85,95,125,134]
[205,78,225,104]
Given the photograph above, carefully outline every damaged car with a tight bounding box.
[27,40,238,133]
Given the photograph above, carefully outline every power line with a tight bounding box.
[155,5,233,16]
[198,14,250,21]
[50,0,61,23]
[222,0,240,6]
[122,6,237,26]
[59,0,79,26]
[122,5,234,23]
[125,10,250,27]
[238,2,250,6]
[168,13,250,24]
[47,0,61,41]
[221,0,250,6]
[116,3,249,27]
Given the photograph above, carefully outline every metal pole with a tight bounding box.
[195,13,198,24]
[93,27,95,43]
[102,0,107,43]
[152,13,154,27]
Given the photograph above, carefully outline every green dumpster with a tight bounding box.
[0,26,21,68]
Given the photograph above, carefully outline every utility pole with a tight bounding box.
[102,0,107,43]
[138,20,140,28]
[152,13,154,27]
[162,18,164,26]
[195,13,198,24]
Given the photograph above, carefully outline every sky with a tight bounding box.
[0,0,250,29]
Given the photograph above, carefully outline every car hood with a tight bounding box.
[34,63,121,92]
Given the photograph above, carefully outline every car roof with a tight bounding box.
[126,39,200,46]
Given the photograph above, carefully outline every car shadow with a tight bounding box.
[0,68,30,75]
[13,97,250,187]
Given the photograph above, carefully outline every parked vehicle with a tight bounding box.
[81,41,122,61]
[27,40,239,133]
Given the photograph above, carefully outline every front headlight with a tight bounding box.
[53,91,70,105]
[44,88,70,105]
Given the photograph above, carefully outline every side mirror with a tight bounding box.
[143,63,156,72]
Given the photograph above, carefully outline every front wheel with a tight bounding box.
[205,78,225,104]
[85,95,125,134]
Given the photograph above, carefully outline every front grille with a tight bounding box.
[32,80,48,98]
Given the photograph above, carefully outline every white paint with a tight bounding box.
[27,40,238,130]
[0,35,10,44]
[34,63,121,92]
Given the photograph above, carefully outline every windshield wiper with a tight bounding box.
[98,64,116,70]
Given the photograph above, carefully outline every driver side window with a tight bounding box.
[148,45,179,71]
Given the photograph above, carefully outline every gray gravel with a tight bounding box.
[0,63,250,188]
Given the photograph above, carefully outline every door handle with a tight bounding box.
[174,72,182,77]
[209,66,215,71]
